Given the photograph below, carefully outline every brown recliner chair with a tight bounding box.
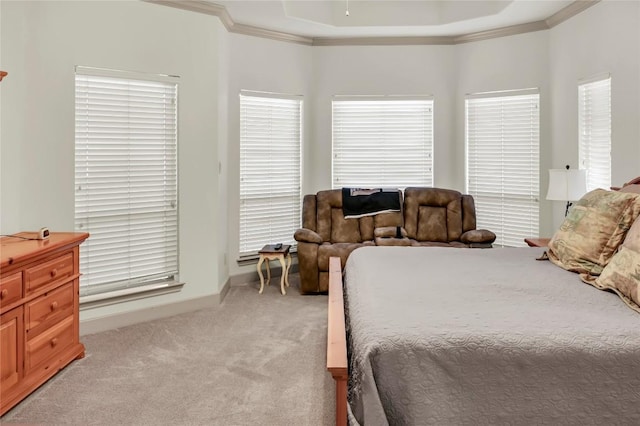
[293,189,402,294]
[401,187,495,247]
[294,187,496,294]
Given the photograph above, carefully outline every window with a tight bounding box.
[579,76,611,191]
[332,97,433,188]
[239,91,302,257]
[466,89,540,247]
[75,67,178,296]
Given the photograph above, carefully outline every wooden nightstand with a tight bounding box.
[257,244,292,295]
[524,237,551,248]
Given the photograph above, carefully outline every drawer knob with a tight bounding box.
[50,338,58,347]
[0,289,7,299]
[50,269,58,278]
[51,301,59,311]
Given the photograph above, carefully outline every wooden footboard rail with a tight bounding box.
[327,256,348,426]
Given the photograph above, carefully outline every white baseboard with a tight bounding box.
[230,263,299,286]
[80,279,231,336]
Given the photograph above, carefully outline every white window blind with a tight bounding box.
[466,90,540,247]
[75,67,178,295]
[332,97,433,188]
[579,76,611,191]
[239,92,302,256]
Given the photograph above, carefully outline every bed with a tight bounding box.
[327,181,640,426]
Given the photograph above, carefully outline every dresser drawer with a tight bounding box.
[26,283,74,336]
[25,315,74,372]
[0,272,22,308]
[24,253,74,295]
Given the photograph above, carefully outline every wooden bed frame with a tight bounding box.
[327,256,348,426]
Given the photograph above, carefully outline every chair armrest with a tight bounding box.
[461,229,496,245]
[294,228,323,244]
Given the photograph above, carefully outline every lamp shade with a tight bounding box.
[546,169,587,201]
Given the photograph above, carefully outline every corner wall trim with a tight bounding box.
[145,0,600,46]
[219,277,230,303]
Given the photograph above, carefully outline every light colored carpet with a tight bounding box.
[3,274,335,425]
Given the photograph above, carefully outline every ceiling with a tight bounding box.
[209,0,578,39]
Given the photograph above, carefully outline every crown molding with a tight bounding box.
[231,22,313,45]
[453,20,549,44]
[143,0,313,45]
[145,0,227,20]
[546,0,600,28]
[145,0,600,47]
[313,36,456,47]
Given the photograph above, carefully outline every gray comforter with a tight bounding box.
[344,246,640,425]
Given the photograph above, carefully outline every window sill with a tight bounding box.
[80,280,184,310]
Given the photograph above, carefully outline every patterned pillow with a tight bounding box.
[548,189,640,276]
[595,246,640,313]
[622,215,640,252]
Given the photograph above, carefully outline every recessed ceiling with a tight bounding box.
[210,0,576,38]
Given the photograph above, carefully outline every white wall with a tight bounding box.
[455,31,553,235]
[0,1,222,323]
[549,0,640,229]
[224,33,313,276]
[311,45,458,191]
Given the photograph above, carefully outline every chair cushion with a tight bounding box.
[359,216,374,242]
[417,206,448,242]
[374,226,408,238]
[316,189,342,241]
[330,208,361,243]
[461,194,477,232]
[404,187,463,241]
[445,198,463,241]
[374,211,404,228]
[301,194,317,230]
[375,236,412,246]
[315,189,374,243]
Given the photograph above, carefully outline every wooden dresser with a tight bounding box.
[0,232,89,416]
